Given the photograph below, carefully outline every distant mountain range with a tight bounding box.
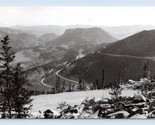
[101,25,155,39]
[0,27,58,51]
[12,25,155,40]
[0,26,116,51]
[12,25,66,36]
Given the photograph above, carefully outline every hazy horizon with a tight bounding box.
[7,24,155,28]
[0,7,155,27]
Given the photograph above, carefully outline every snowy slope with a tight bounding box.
[31,89,139,115]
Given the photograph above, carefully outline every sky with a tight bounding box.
[0,0,155,6]
[0,0,155,27]
[0,7,155,27]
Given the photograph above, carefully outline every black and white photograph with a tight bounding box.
[1,0,155,119]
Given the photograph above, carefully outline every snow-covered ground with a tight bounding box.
[31,89,139,115]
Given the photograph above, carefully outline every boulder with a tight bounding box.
[127,108,143,118]
[106,110,129,118]
[44,109,54,119]
[149,100,155,112]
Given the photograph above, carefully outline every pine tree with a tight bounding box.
[109,83,123,102]
[55,76,60,93]
[143,61,150,79]
[0,36,33,118]
[12,63,33,118]
[0,36,15,118]
[68,82,72,91]
[96,79,99,90]
[78,76,83,91]
[101,69,105,89]
[61,80,65,92]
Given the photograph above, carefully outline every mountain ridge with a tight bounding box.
[102,29,155,57]
[47,27,116,49]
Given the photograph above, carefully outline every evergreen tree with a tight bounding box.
[78,76,83,91]
[0,36,33,118]
[118,72,122,85]
[96,79,99,90]
[12,63,33,118]
[55,76,60,93]
[0,36,15,118]
[72,84,75,91]
[101,69,105,89]
[109,83,123,102]
[143,61,150,79]
[61,80,65,92]
[68,82,72,91]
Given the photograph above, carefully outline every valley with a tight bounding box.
[1,25,155,119]
[3,25,155,94]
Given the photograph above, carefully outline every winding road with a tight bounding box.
[40,61,78,89]
[56,69,78,84]
[56,61,90,90]
[41,60,90,90]
[100,52,155,60]
[41,78,55,88]
[40,68,55,89]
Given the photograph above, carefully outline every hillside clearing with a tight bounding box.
[31,89,139,114]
